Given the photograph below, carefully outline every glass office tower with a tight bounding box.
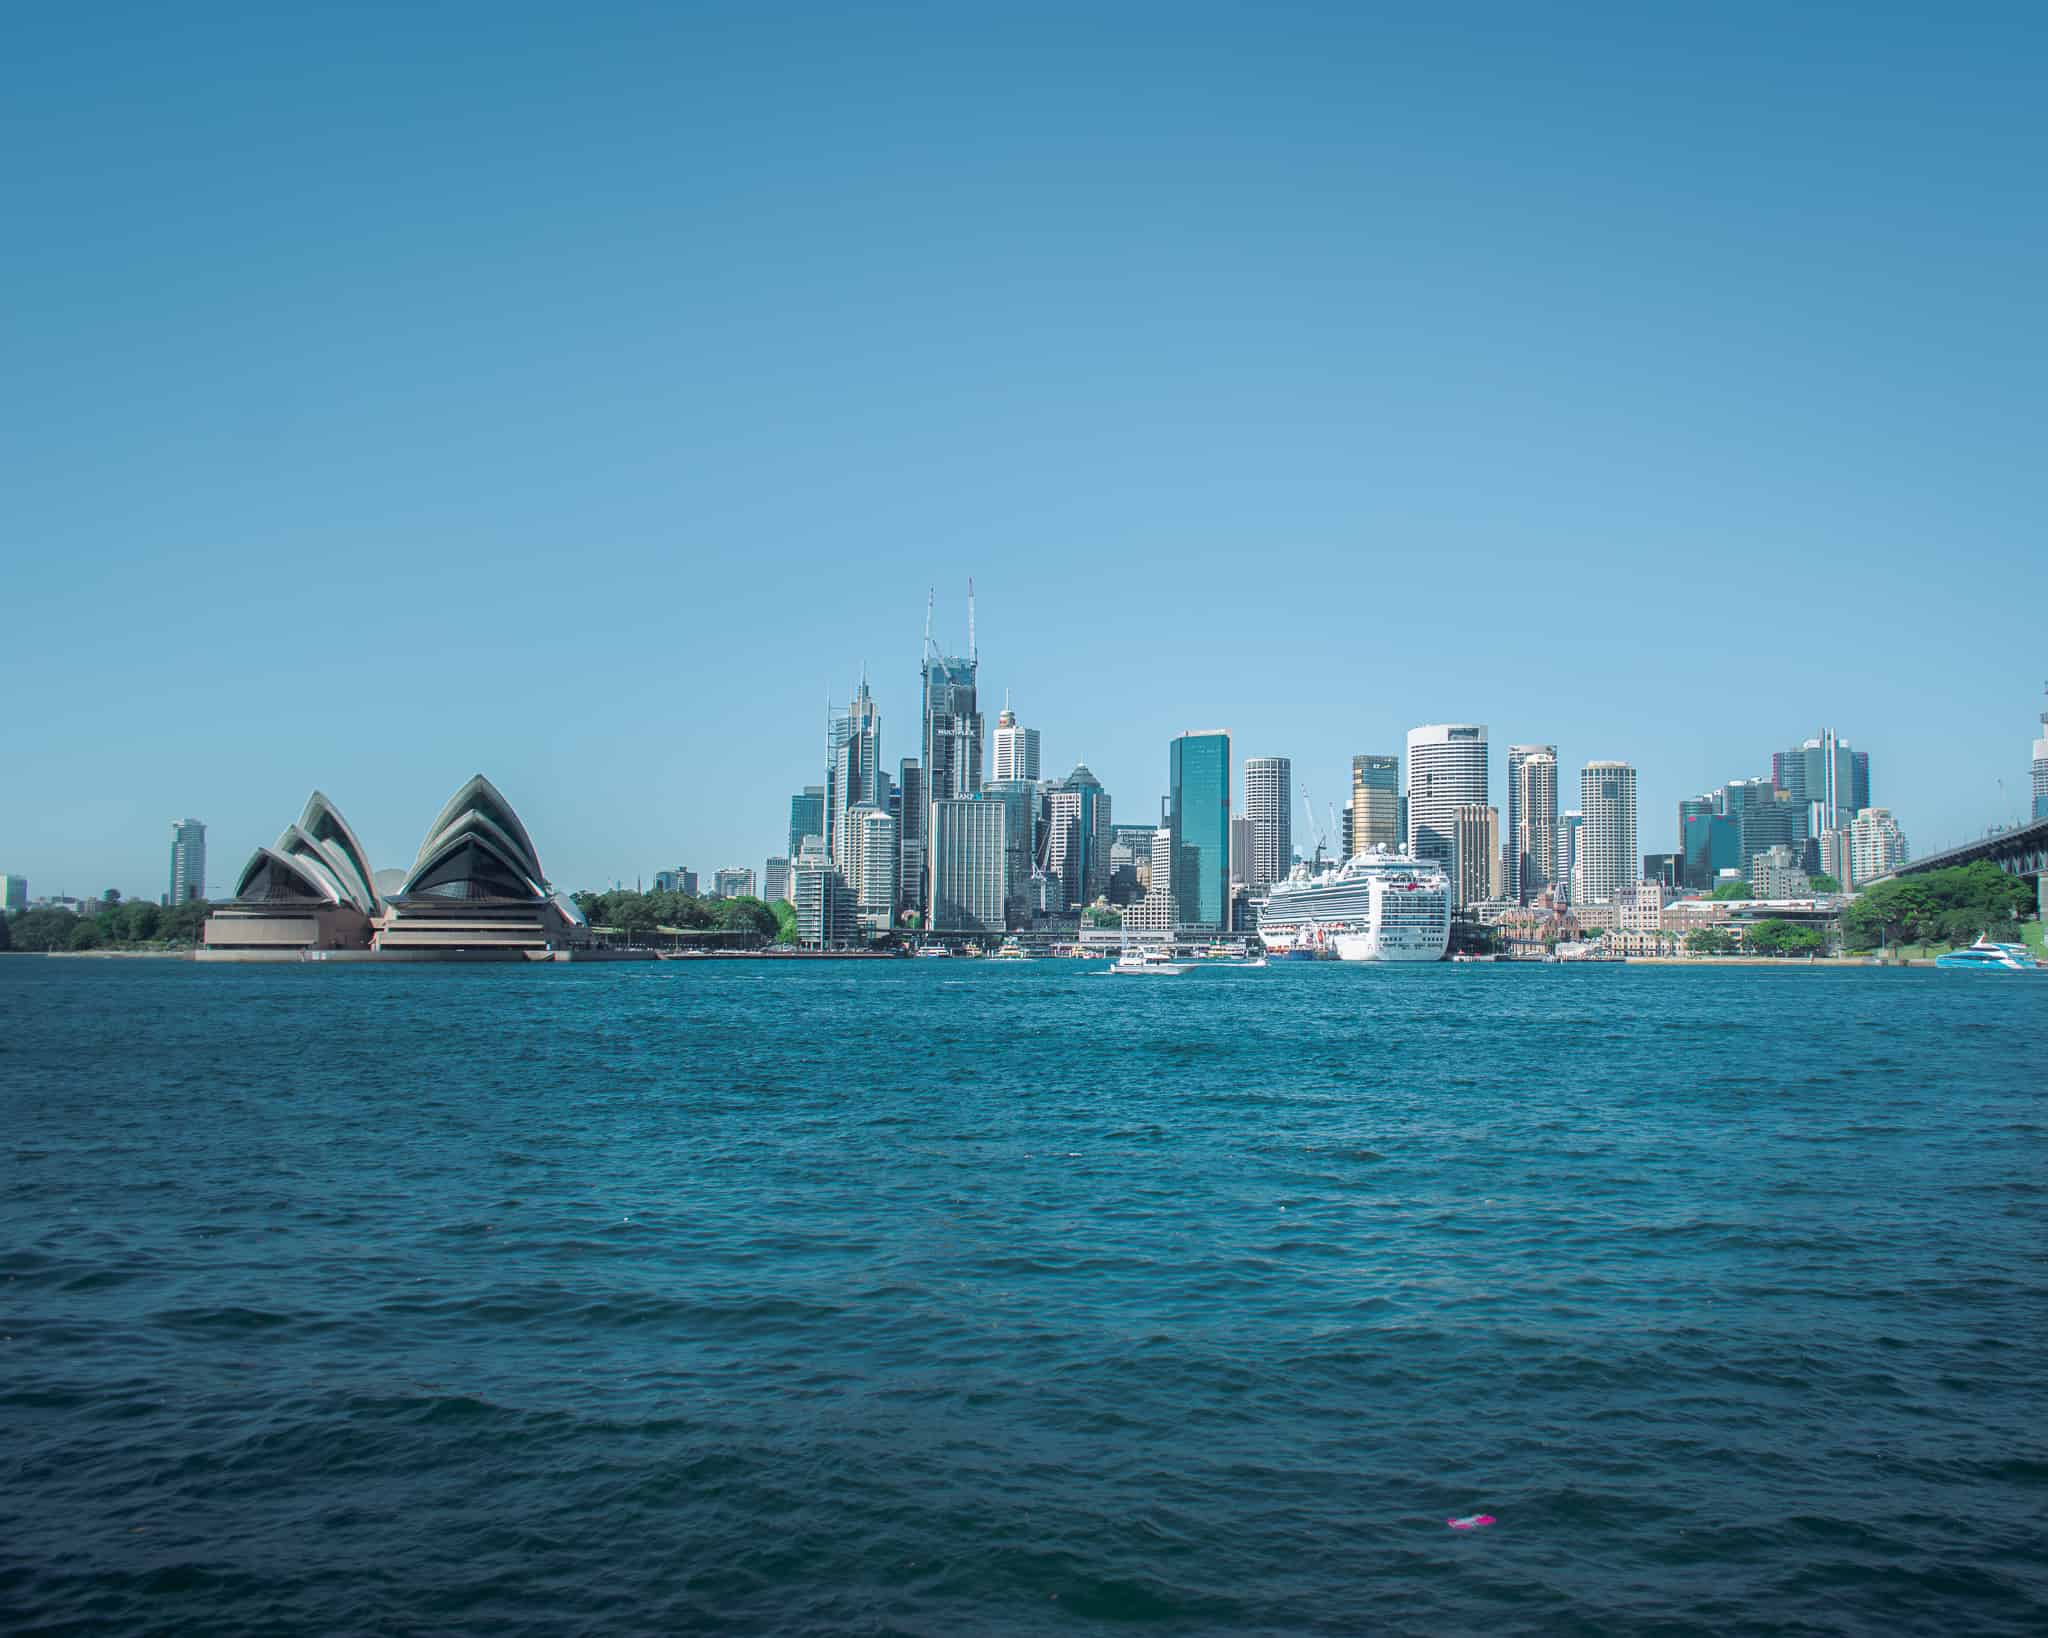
[1169,731,1231,930]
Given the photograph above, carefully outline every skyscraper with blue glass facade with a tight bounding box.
[1169,731,1231,930]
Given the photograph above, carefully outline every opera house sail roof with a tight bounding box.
[395,775,550,903]
[205,776,588,961]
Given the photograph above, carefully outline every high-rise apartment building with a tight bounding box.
[990,700,1040,784]
[1577,762,1637,906]
[792,858,855,947]
[788,787,825,859]
[169,818,206,904]
[1849,807,1908,884]
[927,798,1006,932]
[712,867,755,899]
[1454,803,1504,906]
[1406,726,1487,888]
[1343,754,1400,858]
[848,807,899,932]
[1169,731,1231,929]
[1242,756,1291,891]
[1506,745,1558,903]
[762,857,791,904]
[0,875,26,912]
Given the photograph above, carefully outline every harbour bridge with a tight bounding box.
[1877,812,2048,916]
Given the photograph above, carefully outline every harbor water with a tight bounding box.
[3,958,2044,1634]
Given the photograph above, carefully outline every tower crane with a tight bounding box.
[1301,787,1329,867]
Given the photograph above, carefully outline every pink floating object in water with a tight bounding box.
[1447,1514,1496,1530]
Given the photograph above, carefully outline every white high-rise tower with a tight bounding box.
[1242,757,1292,890]
[1406,725,1488,901]
[1578,761,1638,906]
[991,696,1040,784]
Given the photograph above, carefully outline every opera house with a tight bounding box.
[201,775,629,961]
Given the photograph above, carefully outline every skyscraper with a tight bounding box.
[1229,816,1255,887]
[1557,810,1583,904]
[923,638,982,803]
[1045,764,1110,910]
[762,857,791,904]
[0,875,25,912]
[788,787,825,858]
[1343,754,1400,858]
[919,598,983,920]
[713,867,755,899]
[827,676,883,869]
[1775,729,1863,832]
[1169,731,1231,929]
[1454,803,1503,906]
[896,759,924,917]
[1506,745,1558,903]
[1242,756,1291,891]
[2033,695,2048,820]
[982,778,1040,924]
[1578,762,1638,906]
[927,798,1006,932]
[169,818,206,904]
[990,698,1041,784]
[1406,725,1487,889]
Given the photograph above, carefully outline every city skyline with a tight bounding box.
[12,623,2044,904]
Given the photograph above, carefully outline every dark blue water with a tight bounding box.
[3,957,2044,1635]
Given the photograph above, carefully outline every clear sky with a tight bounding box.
[6,1,2044,900]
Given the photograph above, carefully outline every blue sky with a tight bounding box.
[5,2,2044,899]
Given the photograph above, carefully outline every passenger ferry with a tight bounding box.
[1254,848,1452,963]
[1933,938,2040,971]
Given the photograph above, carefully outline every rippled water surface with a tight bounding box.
[3,957,2045,1634]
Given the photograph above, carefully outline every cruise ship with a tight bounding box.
[1253,848,1452,963]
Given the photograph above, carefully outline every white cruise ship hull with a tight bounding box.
[1335,929,1446,963]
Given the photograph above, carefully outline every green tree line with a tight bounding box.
[571,888,788,941]
[3,897,212,953]
[1842,862,2033,951]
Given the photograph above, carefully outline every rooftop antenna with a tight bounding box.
[968,577,976,661]
[924,588,934,661]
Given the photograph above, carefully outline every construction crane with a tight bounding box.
[1301,788,1329,867]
